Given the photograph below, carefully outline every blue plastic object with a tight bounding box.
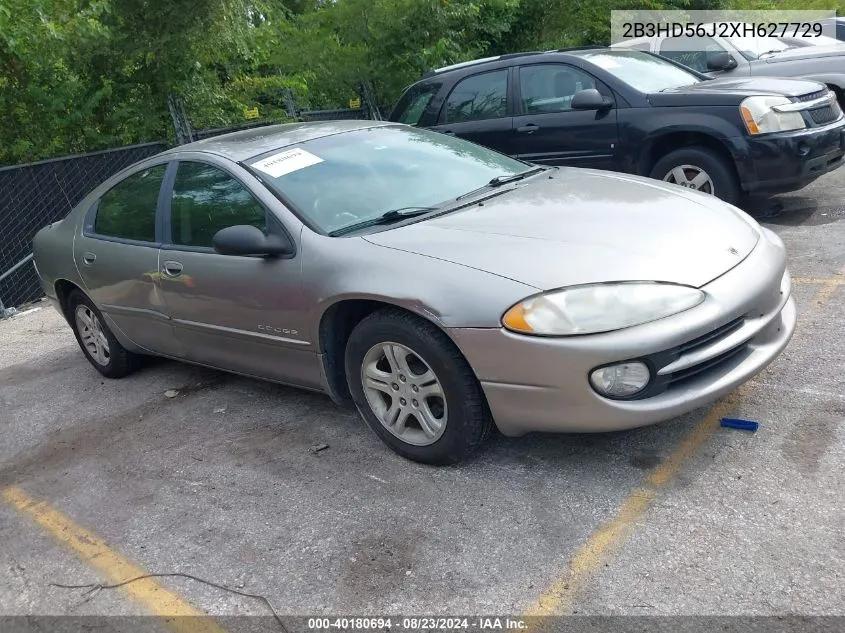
[720,417,759,432]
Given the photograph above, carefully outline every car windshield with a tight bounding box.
[580,50,703,93]
[725,34,791,59]
[246,125,528,235]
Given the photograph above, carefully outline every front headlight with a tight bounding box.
[740,96,805,134]
[502,282,705,336]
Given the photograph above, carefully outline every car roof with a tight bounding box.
[610,37,652,48]
[161,120,396,162]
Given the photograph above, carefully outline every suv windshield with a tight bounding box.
[726,33,791,59]
[580,50,703,93]
[246,126,527,235]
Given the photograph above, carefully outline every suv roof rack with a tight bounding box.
[424,50,550,77]
[553,45,608,52]
[422,46,609,78]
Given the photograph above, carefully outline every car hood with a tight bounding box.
[764,44,845,62]
[363,169,760,290]
[651,76,826,106]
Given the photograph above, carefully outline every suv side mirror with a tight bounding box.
[212,225,293,257]
[706,51,738,71]
[571,88,613,111]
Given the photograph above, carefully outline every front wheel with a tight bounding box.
[650,146,740,204]
[344,309,493,465]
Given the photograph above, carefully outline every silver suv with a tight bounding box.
[612,25,845,106]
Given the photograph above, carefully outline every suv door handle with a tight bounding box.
[162,261,183,277]
[82,252,97,266]
[441,130,456,136]
[516,124,539,134]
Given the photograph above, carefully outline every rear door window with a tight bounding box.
[93,164,167,242]
[441,70,509,124]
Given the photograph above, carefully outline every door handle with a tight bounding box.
[162,261,183,277]
[82,252,96,266]
[441,130,456,136]
[517,124,539,134]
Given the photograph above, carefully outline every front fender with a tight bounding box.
[300,231,537,350]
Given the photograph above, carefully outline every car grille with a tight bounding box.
[615,316,751,401]
[794,89,842,126]
[666,340,749,385]
[809,104,840,125]
[675,316,744,355]
[662,317,748,386]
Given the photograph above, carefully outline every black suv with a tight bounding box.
[389,48,845,203]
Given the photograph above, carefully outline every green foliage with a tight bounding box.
[1,0,841,165]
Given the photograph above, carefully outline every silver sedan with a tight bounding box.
[33,121,796,464]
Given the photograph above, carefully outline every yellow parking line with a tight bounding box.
[523,394,739,617]
[524,267,844,618]
[2,486,229,633]
[791,277,844,286]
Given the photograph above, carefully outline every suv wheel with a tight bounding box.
[650,146,739,204]
[344,308,493,465]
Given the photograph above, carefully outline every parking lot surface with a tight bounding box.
[1,169,843,626]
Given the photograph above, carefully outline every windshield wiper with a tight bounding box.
[328,206,438,237]
[759,47,794,57]
[456,166,547,201]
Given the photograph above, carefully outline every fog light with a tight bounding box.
[590,362,651,398]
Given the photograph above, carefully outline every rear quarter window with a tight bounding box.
[93,164,167,242]
[390,82,441,125]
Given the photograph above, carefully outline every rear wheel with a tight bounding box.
[650,146,740,204]
[68,290,140,378]
[344,309,493,465]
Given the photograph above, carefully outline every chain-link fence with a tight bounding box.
[299,108,370,121]
[0,142,168,311]
[0,102,391,312]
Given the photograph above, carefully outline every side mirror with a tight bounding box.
[212,225,293,257]
[706,51,738,71]
[571,88,613,111]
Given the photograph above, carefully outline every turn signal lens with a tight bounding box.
[740,105,760,134]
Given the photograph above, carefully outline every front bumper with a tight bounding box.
[448,230,796,436]
[728,119,845,195]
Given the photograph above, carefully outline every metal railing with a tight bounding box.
[0,254,34,317]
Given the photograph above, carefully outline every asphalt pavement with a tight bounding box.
[1,169,843,630]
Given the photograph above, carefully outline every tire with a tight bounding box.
[650,146,740,204]
[344,308,493,465]
[68,289,140,379]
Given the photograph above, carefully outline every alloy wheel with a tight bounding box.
[360,341,447,446]
[75,305,111,366]
[663,164,715,195]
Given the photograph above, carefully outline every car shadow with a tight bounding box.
[738,194,842,226]
[453,403,726,481]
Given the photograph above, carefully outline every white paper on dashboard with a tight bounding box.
[253,148,324,178]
